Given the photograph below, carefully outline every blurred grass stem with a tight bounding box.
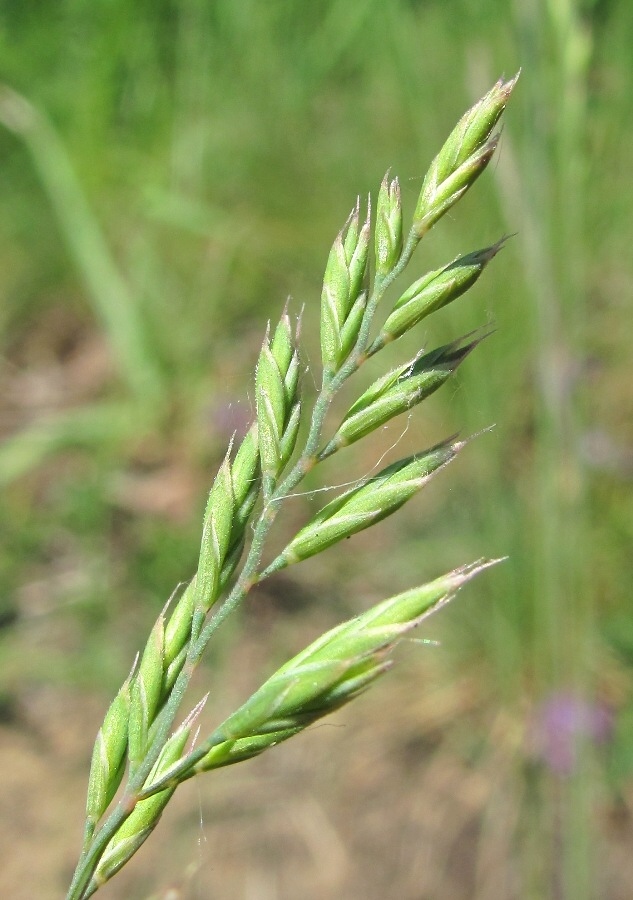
[0,86,165,407]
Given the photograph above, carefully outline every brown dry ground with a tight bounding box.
[2,654,633,900]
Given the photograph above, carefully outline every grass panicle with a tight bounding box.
[66,74,518,900]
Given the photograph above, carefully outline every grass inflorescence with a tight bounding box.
[65,75,518,899]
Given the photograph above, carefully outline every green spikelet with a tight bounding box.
[413,74,519,237]
[320,199,370,374]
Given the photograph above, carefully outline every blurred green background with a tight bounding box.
[1,1,632,898]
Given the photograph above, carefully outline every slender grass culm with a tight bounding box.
[66,74,518,899]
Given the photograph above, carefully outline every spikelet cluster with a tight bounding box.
[68,74,518,900]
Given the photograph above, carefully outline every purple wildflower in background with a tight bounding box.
[530,690,613,776]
